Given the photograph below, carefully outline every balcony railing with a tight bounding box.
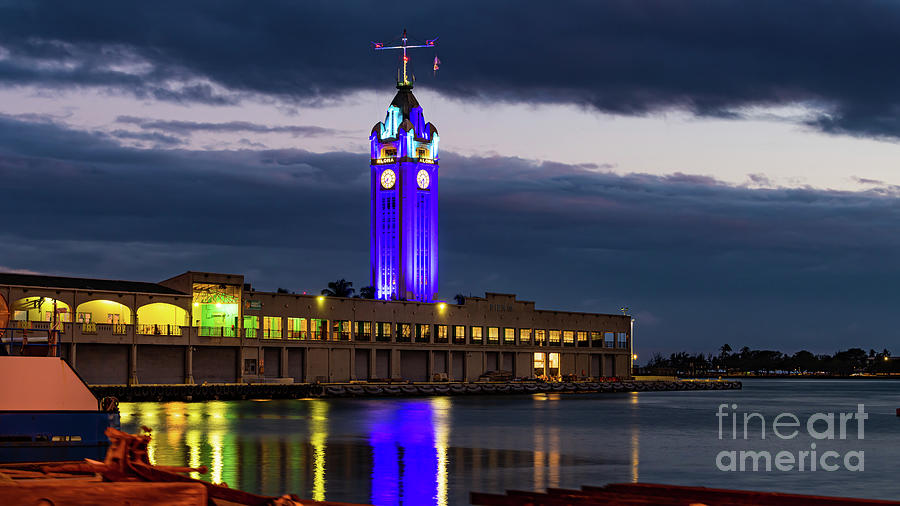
[137,324,183,336]
[199,326,238,338]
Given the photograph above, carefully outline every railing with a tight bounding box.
[262,329,282,339]
[199,326,238,338]
[137,324,183,336]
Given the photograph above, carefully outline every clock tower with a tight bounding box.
[369,81,440,302]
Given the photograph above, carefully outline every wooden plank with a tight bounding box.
[0,481,207,506]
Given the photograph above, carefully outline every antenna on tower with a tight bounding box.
[371,29,438,87]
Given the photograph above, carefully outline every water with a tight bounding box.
[119,379,900,505]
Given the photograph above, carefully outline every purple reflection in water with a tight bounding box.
[368,400,438,506]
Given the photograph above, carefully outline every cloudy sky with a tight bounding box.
[1,1,899,357]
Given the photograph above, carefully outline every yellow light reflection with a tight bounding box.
[210,431,224,485]
[432,397,451,506]
[186,429,202,479]
[533,429,545,491]
[631,427,639,483]
[548,426,560,489]
[310,400,329,502]
[630,393,640,483]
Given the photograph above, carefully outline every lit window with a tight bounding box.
[355,321,372,341]
[549,330,561,346]
[263,316,282,339]
[470,326,483,344]
[548,353,560,371]
[399,323,412,343]
[520,328,532,345]
[504,328,515,344]
[243,315,258,338]
[534,329,546,346]
[453,325,466,343]
[376,322,393,342]
[487,327,500,344]
[415,323,431,343]
[310,319,327,340]
[563,330,575,346]
[577,331,588,347]
[533,352,546,377]
[435,324,449,343]
[287,317,307,339]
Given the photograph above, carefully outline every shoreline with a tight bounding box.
[92,379,741,402]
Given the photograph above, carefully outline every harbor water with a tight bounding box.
[120,379,900,505]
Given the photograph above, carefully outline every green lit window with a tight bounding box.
[287,317,306,339]
[487,327,499,344]
[311,319,327,341]
[243,315,258,339]
[563,330,575,347]
[520,328,532,345]
[504,328,515,344]
[470,326,483,344]
[192,283,240,336]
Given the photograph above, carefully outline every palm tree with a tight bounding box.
[453,293,466,305]
[358,286,375,299]
[321,279,355,298]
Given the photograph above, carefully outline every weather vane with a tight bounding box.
[372,29,438,86]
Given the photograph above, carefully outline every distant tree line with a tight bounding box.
[642,345,897,377]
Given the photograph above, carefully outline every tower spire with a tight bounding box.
[372,29,438,87]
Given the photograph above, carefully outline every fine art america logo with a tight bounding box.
[715,403,867,472]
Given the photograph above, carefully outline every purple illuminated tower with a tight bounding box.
[369,81,440,302]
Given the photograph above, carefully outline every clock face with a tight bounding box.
[380,169,396,189]
[416,169,430,189]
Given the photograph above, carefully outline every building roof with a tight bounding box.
[390,84,421,117]
[0,273,185,295]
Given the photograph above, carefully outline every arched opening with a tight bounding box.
[75,300,132,325]
[0,294,8,339]
[12,297,71,323]
[136,303,188,336]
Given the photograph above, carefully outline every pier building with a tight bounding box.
[0,270,632,385]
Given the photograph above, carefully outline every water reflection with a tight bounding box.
[121,397,598,505]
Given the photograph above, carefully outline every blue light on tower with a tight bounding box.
[369,31,439,302]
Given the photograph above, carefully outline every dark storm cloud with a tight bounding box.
[116,116,340,137]
[1,1,900,138]
[1,114,899,353]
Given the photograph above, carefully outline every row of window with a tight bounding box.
[240,316,628,348]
